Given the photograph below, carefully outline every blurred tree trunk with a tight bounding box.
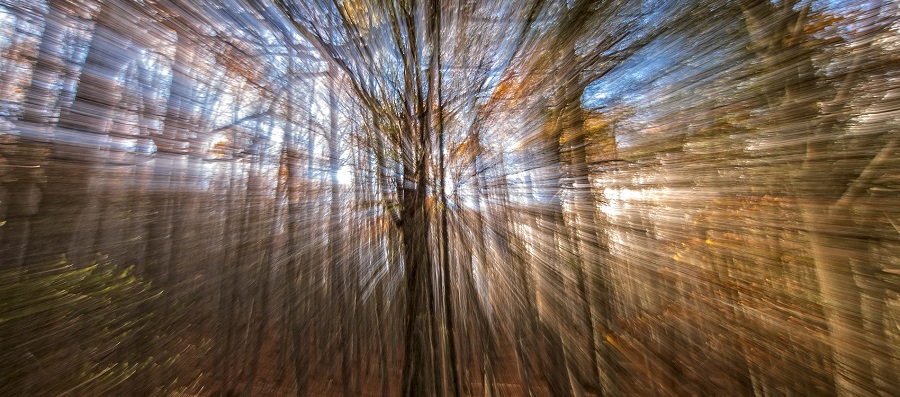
[546,2,603,394]
[239,117,277,396]
[282,93,309,396]
[324,61,353,397]
[472,142,501,397]
[399,136,437,397]
[144,28,196,284]
[742,0,896,394]
[434,10,461,394]
[400,4,443,395]
[8,0,97,270]
[800,141,897,396]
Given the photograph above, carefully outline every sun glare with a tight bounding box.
[337,166,353,185]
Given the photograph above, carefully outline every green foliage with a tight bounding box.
[0,260,195,396]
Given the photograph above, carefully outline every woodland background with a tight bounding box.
[0,0,898,396]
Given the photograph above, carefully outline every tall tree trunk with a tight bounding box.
[400,156,437,397]
[742,1,891,394]
[284,131,309,397]
[434,6,461,395]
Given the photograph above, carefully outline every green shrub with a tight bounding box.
[0,260,199,396]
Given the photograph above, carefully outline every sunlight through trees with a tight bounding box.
[1,0,898,396]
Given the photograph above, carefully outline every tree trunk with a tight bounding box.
[400,156,437,396]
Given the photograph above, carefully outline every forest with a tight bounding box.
[1,0,898,396]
